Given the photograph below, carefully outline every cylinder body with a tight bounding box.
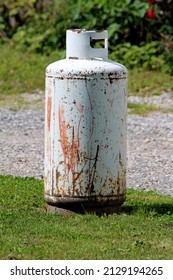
[44,30,127,213]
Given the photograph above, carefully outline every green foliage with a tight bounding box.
[0,0,37,39]
[67,0,149,46]
[110,42,164,70]
[1,175,173,259]
[0,0,173,73]
[0,0,149,53]
[162,42,173,75]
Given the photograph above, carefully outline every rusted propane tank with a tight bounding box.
[44,29,127,214]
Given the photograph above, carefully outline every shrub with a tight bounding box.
[1,0,150,53]
[110,42,164,71]
[0,0,173,74]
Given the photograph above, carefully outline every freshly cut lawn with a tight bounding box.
[0,175,173,260]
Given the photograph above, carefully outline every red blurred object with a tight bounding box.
[146,0,156,3]
[147,9,155,19]
[166,43,171,49]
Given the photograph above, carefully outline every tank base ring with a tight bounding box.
[44,193,125,215]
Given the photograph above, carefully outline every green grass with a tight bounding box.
[1,45,173,98]
[128,68,173,97]
[128,102,160,116]
[0,45,64,96]
[128,102,173,116]
[0,175,173,260]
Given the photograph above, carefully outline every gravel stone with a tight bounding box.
[0,110,44,179]
[0,103,173,196]
[127,112,173,196]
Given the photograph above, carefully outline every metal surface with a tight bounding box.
[44,29,127,213]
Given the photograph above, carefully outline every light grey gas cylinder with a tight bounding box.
[44,29,127,214]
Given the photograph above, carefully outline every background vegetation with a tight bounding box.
[0,0,173,73]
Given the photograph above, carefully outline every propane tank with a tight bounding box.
[44,29,127,214]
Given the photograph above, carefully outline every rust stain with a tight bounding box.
[58,104,83,193]
[56,170,61,186]
[117,172,121,195]
[58,105,68,172]
[117,169,126,195]
[47,96,52,131]
[73,99,84,113]
[69,126,79,180]
[117,153,126,195]
[85,144,100,195]
[45,88,53,190]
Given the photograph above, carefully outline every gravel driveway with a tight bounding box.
[0,93,173,196]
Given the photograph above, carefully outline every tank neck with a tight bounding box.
[66,29,108,60]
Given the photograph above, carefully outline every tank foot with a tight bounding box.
[47,205,77,217]
[46,204,122,216]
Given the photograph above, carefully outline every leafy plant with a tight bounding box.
[110,42,163,70]
[160,36,173,75]
[1,0,173,73]
[0,0,150,53]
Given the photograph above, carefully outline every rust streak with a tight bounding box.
[69,126,78,172]
[58,105,68,171]
[58,104,83,193]
[47,96,52,131]
[73,100,83,113]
